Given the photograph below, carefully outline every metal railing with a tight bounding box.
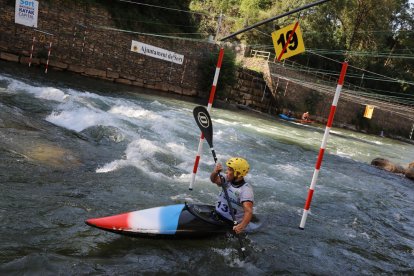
[250,49,270,61]
[249,49,414,109]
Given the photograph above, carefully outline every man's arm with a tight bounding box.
[233,201,253,234]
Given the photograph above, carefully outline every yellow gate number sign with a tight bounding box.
[363,105,374,119]
[271,22,305,61]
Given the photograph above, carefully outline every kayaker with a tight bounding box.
[210,157,254,234]
[302,111,310,121]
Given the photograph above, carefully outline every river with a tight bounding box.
[0,62,413,275]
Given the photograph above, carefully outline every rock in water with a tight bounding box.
[405,167,414,180]
[371,158,405,174]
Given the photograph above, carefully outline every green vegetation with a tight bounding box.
[199,48,239,99]
[96,0,198,36]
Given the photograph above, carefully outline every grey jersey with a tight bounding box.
[215,181,254,222]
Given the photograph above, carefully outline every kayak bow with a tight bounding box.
[85,203,233,238]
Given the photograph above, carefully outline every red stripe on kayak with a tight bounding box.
[86,212,130,230]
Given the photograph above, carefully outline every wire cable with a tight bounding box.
[118,0,213,17]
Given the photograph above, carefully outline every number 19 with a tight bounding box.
[277,31,299,53]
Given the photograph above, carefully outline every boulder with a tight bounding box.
[408,162,414,169]
[405,168,414,180]
[371,158,405,174]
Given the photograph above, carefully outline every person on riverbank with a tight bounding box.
[302,111,310,121]
[210,157,254,234]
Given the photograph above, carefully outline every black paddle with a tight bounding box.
[193,106,246,260]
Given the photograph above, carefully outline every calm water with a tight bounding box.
[1,63,413,275]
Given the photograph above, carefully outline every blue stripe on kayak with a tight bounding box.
[278,114,295,121]
[159,204,185,234]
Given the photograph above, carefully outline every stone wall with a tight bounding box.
[0,0,216,97]
[226,68,275,113]
[264,60,414,138]
[225,57,414,139]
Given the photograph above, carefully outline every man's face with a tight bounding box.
[225,167,235,181]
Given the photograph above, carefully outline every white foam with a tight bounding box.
[336,150,354,158]
[109,105,161,121]
[128,139,165,159]
[5,77,68,102]
[213,118,238,126]
[170,194,197,203]
[211,248,255,268]
[34,87,68,102]
[150,100,166,107]
[46,107,112,132]
[96,139,168,176]
[96,159,127,173]
[273,163,302,176]
[173,173,192,182]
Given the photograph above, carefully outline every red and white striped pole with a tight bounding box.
[45,41,52,74]
[189,47,224,190]
[29,36,36,67]
[299,61,348,229]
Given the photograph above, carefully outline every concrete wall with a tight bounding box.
[264,61,414,138]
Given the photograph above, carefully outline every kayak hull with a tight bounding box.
[85,204,233,238]
[278,114,296,121]
[299,119,314,124]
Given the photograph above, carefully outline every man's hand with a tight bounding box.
[210,163,223,185]
[233,223,246,234]
[214,163,223,174]
[233,201,253,234]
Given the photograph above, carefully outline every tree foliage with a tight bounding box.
[198,48,238,99]
[98,0,198,35]
[191,0,414,97]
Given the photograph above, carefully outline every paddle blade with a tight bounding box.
[193,106,213,148]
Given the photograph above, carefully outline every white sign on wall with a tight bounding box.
[15,0,39,28]
[131,40,184,65]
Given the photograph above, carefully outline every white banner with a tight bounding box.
[15,0,39,28]
[131,40,184,65]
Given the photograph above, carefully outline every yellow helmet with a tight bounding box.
[226,157,250,177]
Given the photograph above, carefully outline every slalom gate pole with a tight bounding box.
[299,61,348,230]
[45,42,52,74]
[189,47,224,190]
[29,36,35,67]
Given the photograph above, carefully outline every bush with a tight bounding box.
[198,47,238,99]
